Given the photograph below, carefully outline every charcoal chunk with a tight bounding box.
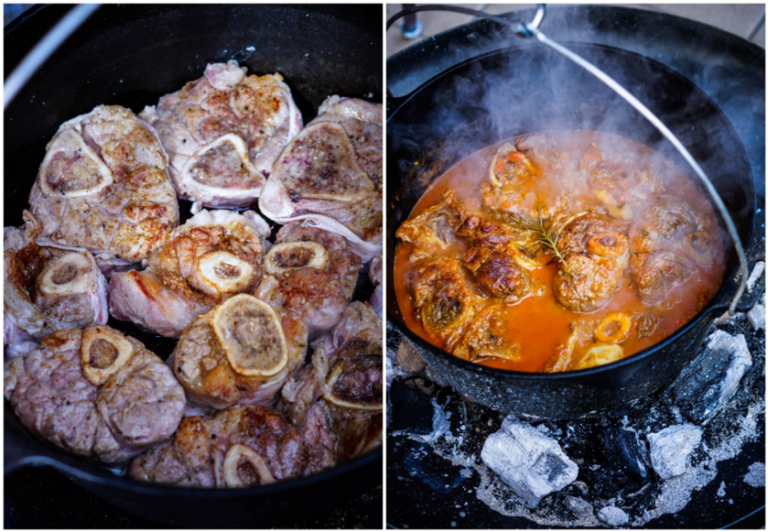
[481,416,579,507]
[647,424,702,480]
[564,495,593,517]
[403,441,468,494]
[747,304,765,331]
[598,506,629,526]
[600,427,651,480]
[663,330,752,423]
[388,380,434,434]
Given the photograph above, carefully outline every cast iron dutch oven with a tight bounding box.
[386,13,764,419]
[5,4,382,527]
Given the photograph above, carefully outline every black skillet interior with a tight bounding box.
[385,42,756,407]
[5,4,382,527]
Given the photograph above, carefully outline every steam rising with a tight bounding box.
[388,10,754,277]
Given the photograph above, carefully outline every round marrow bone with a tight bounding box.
[197,251,256,295]
[324,359,383,411]
[38,129,114,198]
[264,242,328,275]
[211,294,288,377]
[223,444,276,487]
[80,325,136,385]
[182,133,261,188]
[37,251,95,296]
[586,231,629,258]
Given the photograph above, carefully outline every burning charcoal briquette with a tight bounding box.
[647,424,702,480]
[747,304,765,331]
[599,427,651,480]
[480,415,578,507]
[663,330,752,423]
[597,506,629,526]
[563,495,593,518]
[746,261,765,291]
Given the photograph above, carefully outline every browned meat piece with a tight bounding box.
[327,406,382,463]
[554,213,629,312]
[580,141,637,192]
[4,211,108,353]
[488,142,538,188]
[457,215,532,301]
[108,209,270,337]
[481,142,543,217]
[171,294,307,411]
[299,401,339,475]
[4,325,185,463]
[515,133,570,172]
[409,258,482,350]
[579,140,661,220]
[28,105,179,274]
[259,96,382,262]
[129,405,306,488]
[315,301,382,463]
[471,250,531,301]
[396,190,467,261]
[261,223,362,336]
[280,301,382,466]
[629,195,719,304]
[454,305,521,362]
[140,61,302,212]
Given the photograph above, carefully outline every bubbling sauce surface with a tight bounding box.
[394,131,726,372]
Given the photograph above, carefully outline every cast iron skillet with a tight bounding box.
[386,41,763,419]
[5,4,382,527]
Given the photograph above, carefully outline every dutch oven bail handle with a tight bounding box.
[386,4,753,316]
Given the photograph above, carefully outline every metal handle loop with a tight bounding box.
[517,4,547,38]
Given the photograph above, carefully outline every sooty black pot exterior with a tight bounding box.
[386,43,760,419]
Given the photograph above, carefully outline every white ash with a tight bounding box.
[647,424,703,480]
[641,403,763,525]
[597,506,629,526]
[743,462,765,487]
[716,481,726,497]
[563,496,593,517]
[644,462,717,518]
[747,304,765,331]
[480,416,579,508]
[391,396,453,445]
[746,261,765,291]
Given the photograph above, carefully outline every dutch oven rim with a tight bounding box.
[386,41,758,381]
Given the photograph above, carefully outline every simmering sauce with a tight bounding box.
[394,131,726,372]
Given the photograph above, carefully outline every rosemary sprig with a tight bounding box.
[507,206,570,272]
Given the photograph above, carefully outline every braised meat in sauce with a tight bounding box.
[554,213,629,312]
[394,131,725,372]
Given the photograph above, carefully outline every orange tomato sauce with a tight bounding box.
[393,131,726,372]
